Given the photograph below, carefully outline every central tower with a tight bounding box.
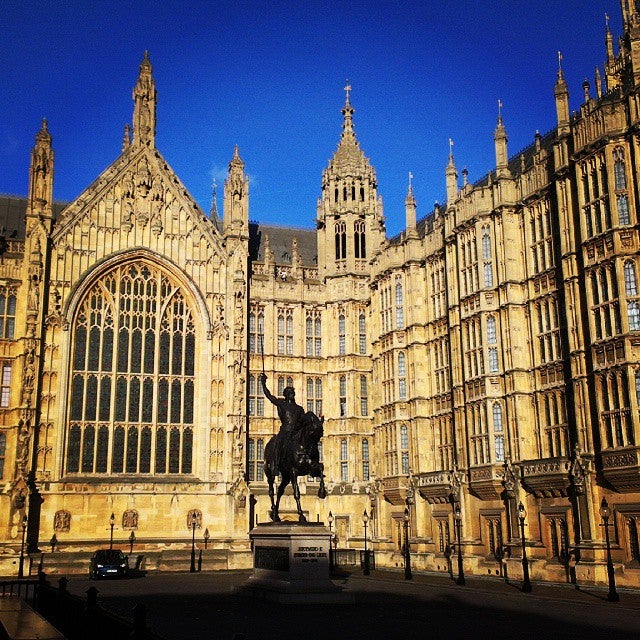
[316,86,385,280]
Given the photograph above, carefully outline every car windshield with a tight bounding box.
[95,550,124,563]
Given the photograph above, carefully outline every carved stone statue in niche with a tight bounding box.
[122,172,135,199]
[16,421,31,472]
[233,417,244,464]
[122,509,139,530]
[54,510,71,532]
[33,149,49,201]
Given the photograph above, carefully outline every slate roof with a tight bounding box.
[249,222,318,267]
[0,194,68,240]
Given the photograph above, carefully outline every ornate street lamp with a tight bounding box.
[403,507,412,580]
[599,498,619,602]
[328,511,334,569]
[189,513,197,573]
[109,513,115,550]
[517,502,532,593]
[203,528,210,550]
[363,509,370,575]
[129,530,136,555]
[18,515,28,578]
[454,502,465,585]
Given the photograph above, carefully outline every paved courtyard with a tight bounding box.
[62,569,640,640]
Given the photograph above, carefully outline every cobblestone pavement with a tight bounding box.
[65,569,640,640]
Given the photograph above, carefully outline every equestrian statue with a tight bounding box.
[260,373,327,523]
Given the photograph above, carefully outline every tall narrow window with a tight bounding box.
[249,374,264,417]
[488,347,499,373]
[628,517,640,563]
[354,220,366,259]
[493,403,505,462]
[362,439,370,481]
[335,221,346,260]
[395,279,405,329]
[307,377,323,415]
[338,314,346,355]
[0,365,10,407]
[339,375,347,417]
[398,352,407,400]
[249,308,264,354]
[340,438,348,482]
[400,424,410,474]
[360,375,368,416]
[0,432,5,478]
[487,316,497,344]
[248,438,265,482]
[614,147,627,190]
[636,370,640,406]
[306,310,322,357]
[277,311,285,355]
[358,314,366,355]
[625,261,638,296]
[65,262,195,476]
[0,292,16,339]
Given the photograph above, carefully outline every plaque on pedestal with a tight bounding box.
[243,522,353,603]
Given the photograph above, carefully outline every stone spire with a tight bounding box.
[555,52,570,135]
[28,118,54,217]
[210,178,220,223]
[223,146,249,237]
[494,101,510,179]
[445,138,458,204]
[132,51,156,147]
[405,172,417,235]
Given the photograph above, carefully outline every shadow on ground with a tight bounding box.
[89,573,637,640]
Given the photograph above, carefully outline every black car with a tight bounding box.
[89,549,129,579]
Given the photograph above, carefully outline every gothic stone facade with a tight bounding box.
[2,8,640,588]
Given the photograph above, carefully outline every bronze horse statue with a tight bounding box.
[264,411,327,523]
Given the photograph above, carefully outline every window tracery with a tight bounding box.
[65,262,196,476]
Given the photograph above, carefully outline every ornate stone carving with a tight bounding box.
[54,510,71,532]
[122,509,139,530]
[187,509,202,529]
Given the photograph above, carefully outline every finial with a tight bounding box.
[122,123,131,151]
[557,50,563,71]
[408,171,413,189]
[344,80,352,104]
[605,13,610,29]
[462,167,469,186]
[41,117,48,132]
[210,178,219,220]
[497,99,504,124]
[448,138,454,161]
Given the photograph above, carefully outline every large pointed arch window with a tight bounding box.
[65,262,196,476]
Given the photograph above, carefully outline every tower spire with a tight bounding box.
[132,51,157,147]
[445,138,458,204]
[341,80,355,140]
[405,171,417,234]
[494,101,510,178]
[555,52,570,135]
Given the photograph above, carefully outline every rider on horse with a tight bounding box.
[260,373,306,468]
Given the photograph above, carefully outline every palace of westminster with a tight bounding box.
[1,3,640,589]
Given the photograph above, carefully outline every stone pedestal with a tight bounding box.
[243,521,352,603]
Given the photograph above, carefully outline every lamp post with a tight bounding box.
[599,498,619,602]
[18,515,27,578]
[328,511,334,569]
[203,528,210,550]
[517,502,532,593]
[109,513,115,550]
[454,502,465,585]
[189,513,197,573]
[363,509,370,575]
[129,530,135,555]
[403,507,412,580]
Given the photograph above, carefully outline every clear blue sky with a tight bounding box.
[0,1,620,236]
